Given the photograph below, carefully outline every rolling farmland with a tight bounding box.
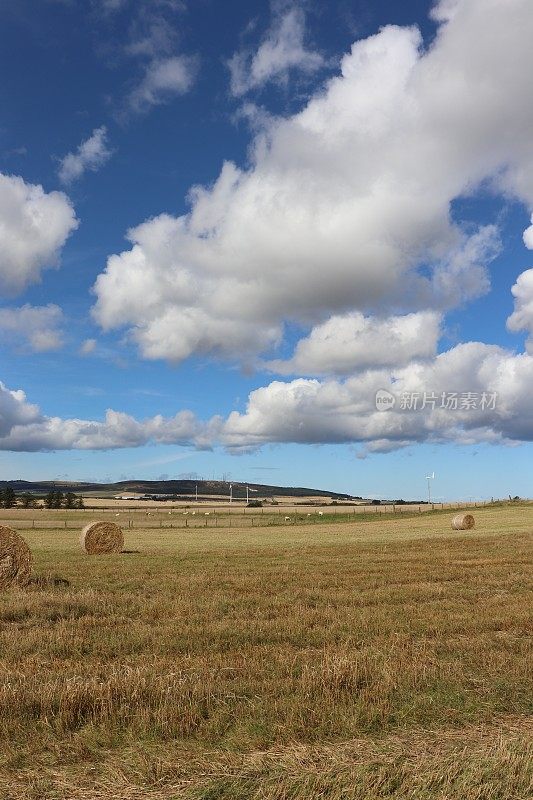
[0,503,531,798]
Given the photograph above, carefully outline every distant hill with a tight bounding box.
[0,478,356,500]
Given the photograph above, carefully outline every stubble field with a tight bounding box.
[0,504,531,799]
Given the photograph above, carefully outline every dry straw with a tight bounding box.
[0,525,33,589]
[81,521,124,554]
[451,513,475,530]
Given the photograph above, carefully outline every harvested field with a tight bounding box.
[0,504,531,798]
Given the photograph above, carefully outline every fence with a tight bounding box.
[0,500,495,533]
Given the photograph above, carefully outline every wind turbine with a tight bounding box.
[425,472,435,504]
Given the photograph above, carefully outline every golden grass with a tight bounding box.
[0,504,531,798]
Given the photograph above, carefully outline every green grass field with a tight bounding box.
[0,505,531,799]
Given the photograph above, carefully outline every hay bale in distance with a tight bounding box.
[451,513,475,530]
[0,525,33,589]
[81,521,124,554]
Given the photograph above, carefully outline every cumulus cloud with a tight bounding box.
[0,380,206,451]
[507,269,533,352]
[522,214,533,249]
[0,173,78,296]
[229,6,325,96]
[0,304,64,352]
[2,339,533,453]
[219,343,533,453]
[58,127,112,185]
[268,312,442,376]
[430,0,461,22]
[127,55,197,113]
[93,0,533,366]
[0,383,41,439]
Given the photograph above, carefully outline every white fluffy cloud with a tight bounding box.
[0,383,41,439]
[522,214,533,249]
[268,312,441,376]
[0,174,78,296]
[0,304,64,352]
[58,127,112,185]
[219,342,533,453]
[3,339,533,452]
[93,0,533,366]
[127,55,197,113]
[507,268,533,352]
[430,0,461,22]
[0,381,206,451]
[229,6,324,96]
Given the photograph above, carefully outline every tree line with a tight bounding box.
[0,488,84,509]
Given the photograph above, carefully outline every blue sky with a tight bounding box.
[1,0,533,500]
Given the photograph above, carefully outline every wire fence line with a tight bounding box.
[3,499,490,516]
[0,501,494,532]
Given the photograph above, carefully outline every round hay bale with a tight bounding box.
[81,521,123,554]
[0,526,32,589]
[451,513,475,530]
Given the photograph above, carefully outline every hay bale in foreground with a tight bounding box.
[451,513,475,530]
[81,521,123,554]
[0,525,33,589]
